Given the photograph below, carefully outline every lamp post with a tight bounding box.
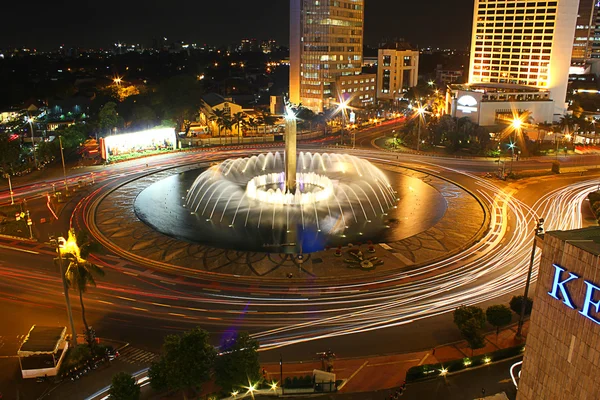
[28,115,37,169]
[3,173,14,205]
[59,136,69,192]
[416,107,426,152]
[337,101,349,146]
[516,218,544,339]
[52,236,78,347]
[280,354,284,395]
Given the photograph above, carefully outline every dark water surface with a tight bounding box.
[134,167,448,253]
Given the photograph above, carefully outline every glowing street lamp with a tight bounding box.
[416,107,426,152]
[511,118,523,130]
[27,115,37,168]
[337,100,351,147]
[113,76,122,86]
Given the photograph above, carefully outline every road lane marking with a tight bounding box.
[367,359,421,367]
[116,296,137,302]
[338,361,369,391]
[151,302,171,308]
[131,307,148,312]
[97,300,114,305]
[418,353,430,365]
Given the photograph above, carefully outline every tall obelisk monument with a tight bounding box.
[284,106,297,193]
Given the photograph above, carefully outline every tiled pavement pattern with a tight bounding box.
[91,163,488,279]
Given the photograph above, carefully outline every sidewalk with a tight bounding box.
[259,321,528,396]
[5,320,528,399]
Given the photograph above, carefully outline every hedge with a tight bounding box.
[283,375,313,388]
[405,344,525,382]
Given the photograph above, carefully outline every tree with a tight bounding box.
[109,372,140,400]
[559,115,576,137]
[232,112,246,142]
[0,133,23,172]
[453,305,486,355]
[98,102,119,135]
[486,305,513,337]
[149,328,216,400]
[154,75,203,137]
[460,319,487,354]
[211,109,231,142]
[63,229,105,345]
[509,295,533,316]
[131,105,156,130]
[214,332,261,393]
[453,305,485,329]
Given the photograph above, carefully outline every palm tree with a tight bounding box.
[537,122,553,143]
[212,109,230,144]
[559,115,576,137]
[62,230,105,345]
[232,112,246,144]
[259,111,278,136]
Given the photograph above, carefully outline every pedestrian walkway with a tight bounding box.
[261,321,528,395]
[118,346,160,366]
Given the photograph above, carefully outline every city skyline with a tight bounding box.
[1,0,474,51]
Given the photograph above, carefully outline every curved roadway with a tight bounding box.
[0,125,598,361]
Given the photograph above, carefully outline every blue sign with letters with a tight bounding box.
[548,264,600,324]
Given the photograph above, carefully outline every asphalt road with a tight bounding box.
[0,127,596,397]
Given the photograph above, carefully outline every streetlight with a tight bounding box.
[51,235,78,347]
[516,218,544,338]
[59,136,69,193]
[113,76,122,86]
[27,115,37,169]
[337,100,350,147]
[416,107,426,152]
[508,142,516,173]
[3,172,14,205]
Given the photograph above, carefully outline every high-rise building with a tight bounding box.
[571,0,598,68]
[376,43,419,102]
[468,0,579,116]
[290,0,365,112]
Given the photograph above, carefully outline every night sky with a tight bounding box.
[2,0,474,50]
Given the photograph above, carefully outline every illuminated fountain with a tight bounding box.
[134,108,399,253]
[184,151,397,235]
[180,108,398,252]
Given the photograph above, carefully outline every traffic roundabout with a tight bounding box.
[83,148,489,284]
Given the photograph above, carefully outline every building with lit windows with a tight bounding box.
[571,0,598,71]
[447,82,554,126]
[468,0,579,117]
[290,0,365,112]
[335,73,376,108]
[376,43,419,102]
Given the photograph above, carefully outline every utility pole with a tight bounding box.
[59,136,69,192]
[3,173,14,204]
[280,354,284,395]
[516,218,544,338]
[53,237,78,347]
[28,115,37,169]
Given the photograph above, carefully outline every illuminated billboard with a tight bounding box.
[100,128,176,161]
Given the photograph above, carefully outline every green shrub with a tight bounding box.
[509,295,533,316]
[405,345,525,383]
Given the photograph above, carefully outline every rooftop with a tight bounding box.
[450,82,549,94]
[202,93,228,108]
[547,227,600,256]
[18,326,66,355]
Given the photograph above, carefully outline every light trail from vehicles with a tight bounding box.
[0,145,597,352]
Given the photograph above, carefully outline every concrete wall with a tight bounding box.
[518,234,600,400]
